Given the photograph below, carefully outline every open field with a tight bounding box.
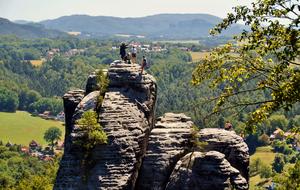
[0,111,64,146]
[250,146,276,166]
[154,40,200,44]
[190,51,210,62]
[249,146,276,190]
[30,59,44,67]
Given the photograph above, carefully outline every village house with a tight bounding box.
[129,42,142,48]
[46,48,60,60]
[38,111,58,120]
[270,128,300,152]
[29,140,40,151]
[41,155,54,161]
[56,140,64,150]
[20,146,30,154]
[270,128,284,141]
[5,141,13,147]
[152,45,166,52]
[64,48,85,57]
[38,111,52,120]
[30,151,43,158]
[179,47,190,51]
[56,111,65,122]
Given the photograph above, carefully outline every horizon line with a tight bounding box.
[9,12,222,23]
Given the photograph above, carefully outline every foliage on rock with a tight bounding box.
[95,69,109,111]
[76,110,107,150]
[190,125,207,151]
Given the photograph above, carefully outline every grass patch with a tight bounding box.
[0,111,64,146]
[154,40,200,44]
[190,51,210,62]
[250,146,275,166]
[250,175,272,190]
[29,60,43,67]
[250,146,276,189]
[250,175,262,190]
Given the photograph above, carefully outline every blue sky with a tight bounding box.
[0,0,252,22]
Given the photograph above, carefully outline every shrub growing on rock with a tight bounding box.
[76,110,107,150]
[95,69,109,112]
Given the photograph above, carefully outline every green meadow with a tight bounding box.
[249,146,276,190]
[0,111,64,146]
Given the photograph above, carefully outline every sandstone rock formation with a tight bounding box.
[138,114,249,190]
[87,63,157,189]
[165,151,248,190]
[85,71,100,95]
[55,90,99,189]
[137,113,193,190]
[198,128,249,181]
[55,61,249,190]
[61,89,85,151]
[55,62,157,190]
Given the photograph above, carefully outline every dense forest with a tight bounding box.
[0,142,59,189]
[0,35,119,114]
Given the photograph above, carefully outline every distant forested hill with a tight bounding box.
[40,14,245,39]
[0,18,67,39]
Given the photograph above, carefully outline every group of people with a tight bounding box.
[119,43,147,74]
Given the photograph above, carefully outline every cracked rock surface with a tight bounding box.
[165,151,248,190]
[137,113,194,190]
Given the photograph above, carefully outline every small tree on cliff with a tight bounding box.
[44,127,62,151]
[192,0,300,133]
[95,69,109,112]
[76,110,107,150]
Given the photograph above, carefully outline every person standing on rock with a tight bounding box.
[120,42,128,61]
[224,121,233,131]
[131,46,137,64]
[126,53,132,64]
[140,56,147,74]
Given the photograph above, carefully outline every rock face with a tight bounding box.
[62,89,85,142]
[137,116,249,190]
[55,61,249,190]
[87,63,157,189]
[137,113,193,190]
[55,62,157,190]
[198,128,249,181]
[165,151,248,190]
[85,72,100,95]
[55,90,99,189]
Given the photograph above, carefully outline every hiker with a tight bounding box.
[131,46,137,64]
[120,42,128,61]
[224,121,233,131]
[123,54,128,63]
[126,53,132,64]
[141,56,147,74]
